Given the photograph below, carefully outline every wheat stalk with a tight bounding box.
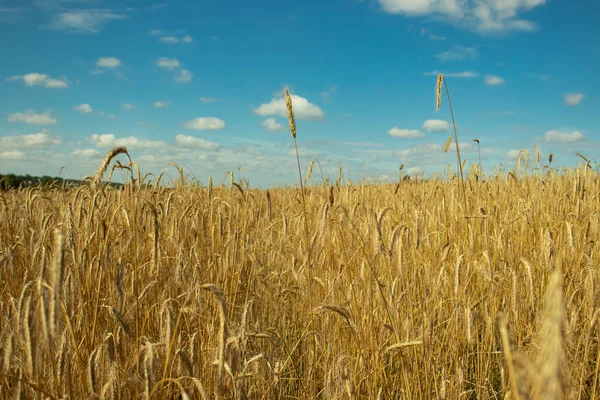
[436,74,467,213]
[93,146,130,187]
[534,265,565,400]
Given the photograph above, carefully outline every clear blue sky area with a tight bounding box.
[1,0,598,186]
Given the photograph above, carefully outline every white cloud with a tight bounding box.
[261,118,285,132]
[0,150,24,160]
[71,148,100,157]
[0,130,62,147]
[175,69,193,83]
[407,166,425,175]
[122,103,135,110]
[422,119,451,132]
[507,149,521,160]
[424,70,479,78]
[152,101,170,108]
[320,85,338,102]
[564,93,585,106]
[90,133,167,149]
[148,29,163,36]
[183,117,225,130]
[394,143,442,157]
[436,45,477,61]
[395,142,474,158]
[158,34,193,43]
[199,97,217,103]
[174,135,220,150]
[387,127,425,138]
[155,57,180,70]
[254,94,325,120]
[48,9,126,34]
[7,73,68,88]
[74,103,92,113]
[159,36,179,43]
[485,75,505,85]
[7,110,57,125]
[376,0,546,33]
[96,57,122,68]
[544,130,584,143]
[155,58,192,82]
[420,27,446,40]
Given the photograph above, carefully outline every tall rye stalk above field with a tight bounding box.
[437,74,468,213]
[0,80,596,399]
[284,86,317,395]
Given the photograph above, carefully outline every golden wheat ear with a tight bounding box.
[534,265,565,400]
[284,87,296,139]
[436,73,443,110]
[91,146,130,187]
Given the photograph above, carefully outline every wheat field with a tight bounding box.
[1,151,599,399]
[1,84,599,399]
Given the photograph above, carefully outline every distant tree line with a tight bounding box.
[0,173,124,190]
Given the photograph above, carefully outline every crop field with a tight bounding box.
[0,150,599,399]
[1,87,599,400]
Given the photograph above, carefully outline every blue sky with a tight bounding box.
[0,0,598,187]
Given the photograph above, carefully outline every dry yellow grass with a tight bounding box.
[0,149,599,399]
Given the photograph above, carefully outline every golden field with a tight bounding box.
[0,153,599,399]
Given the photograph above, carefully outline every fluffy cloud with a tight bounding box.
[159,34,193,43]
[156,57,180,70]
[96,57,122,68]
[254,94,324,120]
[544,130,584,143]
[48,10,126,34]
[407,167,425,175]
[71,148,101,157]
[152,101,171,108]
[506,149,521,160]
[159,36,179,43]
[7,110,57,125]
[122,103,135,110]
[175,69,193,83]
[436,45,477,61]
[387,128,425,138]
[261,118,285,132]
[0,150,24,160]
[155,58,193,83]
[90,133,167,149]
[424,70,479,78]
[485,75,505,85]
[199,97,217,103]
[74,103,92,113]
[7,73,68,88]
[0,130,62,147]
[376,0,545,33]
[183,117,225,130]
[174,135,220,150]
[422,119,451,132]
[564,93,585,106]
